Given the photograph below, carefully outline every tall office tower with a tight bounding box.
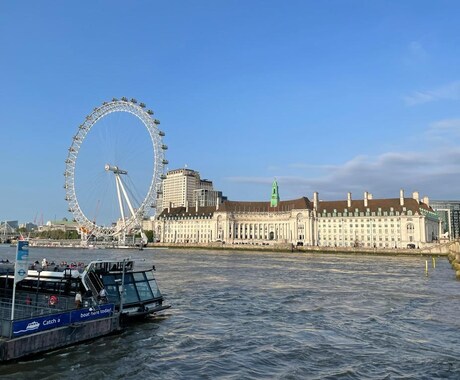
[161,168,200,210]
[160,168,224,211]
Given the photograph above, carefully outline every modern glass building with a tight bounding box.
[430,200,460,239]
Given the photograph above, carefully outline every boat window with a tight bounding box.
[102,275,116,285]
[149,280,161,298]
[105,284,120,302]
[133,272,145,282]
[124,273,134,284]
[122,283,139,303]
[18,278,73,295]
[145,271,154,280]
[135,281,154,301]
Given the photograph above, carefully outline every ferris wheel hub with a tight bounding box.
[105,164,128,175]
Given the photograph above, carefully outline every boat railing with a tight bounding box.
[0,296,77,338]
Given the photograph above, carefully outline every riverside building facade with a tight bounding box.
[155,179,441,249]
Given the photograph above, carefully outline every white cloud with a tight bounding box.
[404,81,460,106]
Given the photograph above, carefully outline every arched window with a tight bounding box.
[407,223,414,233]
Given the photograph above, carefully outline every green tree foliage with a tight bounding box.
[35,229,80,240]
[144,230,154,243]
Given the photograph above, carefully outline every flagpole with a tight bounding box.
[11,239,29,321]
[11,277,17,321]
[11,242,19,321]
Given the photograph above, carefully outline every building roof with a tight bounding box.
[158,205,217,218]
[317,197,433,214]
[217,197,312,213]
[158,196,436,219]
[158,197,312,218]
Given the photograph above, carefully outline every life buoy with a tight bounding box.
[49,295,58,306]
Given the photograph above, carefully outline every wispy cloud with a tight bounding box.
[403,41,428,66]
[225,148,460,201]
[429,118,460,131]
[224,119,460,202]
[404,81,460,106]
[425,118,460,142]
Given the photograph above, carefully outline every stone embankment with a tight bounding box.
[446,242,460,279]
[151,242,449,257]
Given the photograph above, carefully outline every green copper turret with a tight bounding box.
[270,179,280,207]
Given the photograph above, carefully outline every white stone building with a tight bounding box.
[315,190,440,248]
[154,186,441,249]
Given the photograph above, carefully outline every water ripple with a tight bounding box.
[1,248,460,379]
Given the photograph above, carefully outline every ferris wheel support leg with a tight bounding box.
[118,175,147,245]
[118,177,140,225]
[115,174,127,244]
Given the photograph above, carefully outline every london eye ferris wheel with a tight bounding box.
[64,98,168,244]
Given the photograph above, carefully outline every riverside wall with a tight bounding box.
[150,241,450,257]
[24,238,451,257]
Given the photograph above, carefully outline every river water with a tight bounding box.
[0,246,460,379]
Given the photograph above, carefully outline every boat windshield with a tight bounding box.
[101,270,161,305]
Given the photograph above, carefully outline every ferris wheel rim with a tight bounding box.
[64,99,166,237]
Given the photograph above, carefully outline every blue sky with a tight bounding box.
[1,1,460,224]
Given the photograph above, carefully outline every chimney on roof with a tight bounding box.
[195,200,198,213]
[423,196,430,207]
[185,200,189,213]
[400,189,404,206]
[364,191,369,208]
[368,193,373,200]
[313,192,319,210]
[168,202,171,213]
[347,192,352,208]
[412,191,420,203]
[216,197,220,210]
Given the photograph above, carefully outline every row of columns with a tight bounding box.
[219,220,314,243]
[231,222,291,241]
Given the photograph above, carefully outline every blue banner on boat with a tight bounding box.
[12,304,114,337]
[70,304,114,323]
[12,311,70,337]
